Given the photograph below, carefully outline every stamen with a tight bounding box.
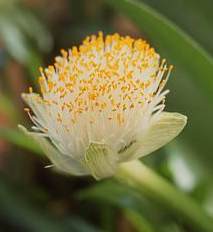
[23,33,170,128]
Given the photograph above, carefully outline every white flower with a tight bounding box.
[19,32,187,179]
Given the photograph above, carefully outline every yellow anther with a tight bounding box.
[24,108,30,112]
[30,33,168,126]
[29,87,33,93]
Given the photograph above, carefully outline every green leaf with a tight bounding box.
[0,16,30,63]
[0,177,100,232]
[105,0,213,99]
[116,160,213,232]
[0,127,42,155]
[78,180,174,232]
[124,209,155,232]
[141,0,213,55]
[11,7,53,52]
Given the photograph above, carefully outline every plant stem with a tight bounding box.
[115,160,213,232]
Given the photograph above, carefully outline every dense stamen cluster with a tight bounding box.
[20,32,185,179]
[24,32,171,130]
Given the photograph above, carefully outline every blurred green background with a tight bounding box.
[0,0,213,231]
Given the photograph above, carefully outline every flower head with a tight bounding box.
[19,32,187,179]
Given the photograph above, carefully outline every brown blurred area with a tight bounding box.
[0,0,142,231]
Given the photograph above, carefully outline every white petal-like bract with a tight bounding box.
[120,112,187,161]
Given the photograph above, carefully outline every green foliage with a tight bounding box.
[78,180,186,232]
[0,1,52,64]
[0,0,213,231]
[0,177,100,232]
[0,127,42,155]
